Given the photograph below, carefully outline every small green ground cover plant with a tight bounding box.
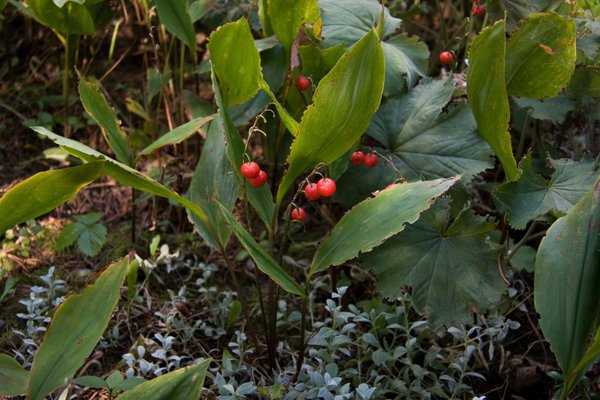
[0,0,599,399]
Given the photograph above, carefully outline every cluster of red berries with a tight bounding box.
[350,151,378,168]
[291,178,337,222]
[295,75,310,91]
[472,0,485,17]
[240,161,268,187]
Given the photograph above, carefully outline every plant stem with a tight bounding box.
[63,34,71,137]
[292,292,308,383]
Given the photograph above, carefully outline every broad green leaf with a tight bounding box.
[319,0,428,95]
[26,0,95,35]
[218,203,304,297]
[72,375,110,390]
[79,75,131,165]
[505,13,576,99]
[187,117,240,249]
[486,0,562,30]
[0,162,103,234]
[208,19,262,107]
[138,115,213,157]
[535,178,600,387]
[28,258,129,400]
[367,78,493,181]
[299,44,346,82]
[118,360,209,400]
[0,354,29,397]
[277,29,384,204]
[211,72,275,231]
[31,126,213,233]
[363,200,505,326]
[512,95,575,124]
[258,0,274,36]
[564,328,600,397]
[155,0,196,49]
[467,21,518,181]
[113,377,146,391]
[310,176,460,275]
[495,156,598,229]
[568,67,600,98]
[268,0,319,53]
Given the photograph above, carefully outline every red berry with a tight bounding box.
[439,51,454,65]
[295,75,310,91]
[317,178,336,197]
[304,183,320,201]
[241,162,260,179]
[247,170,268,187]
[350,151,365,166]
[363,153,378,168]
[472,5,485,16]
[291,207,306,222]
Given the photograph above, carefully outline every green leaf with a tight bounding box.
[467,21,518,181]
[0,354,29,397]
[0,162,104,235]
[505,13,576,99]
[76,222,107,257]
[155,0,196,49]
[534,178,600,392]
[319,0,428,95]
[363,201,506,326]
[28,258,129,400]
[568,67,600,98]
[31,126,213,233]
[495,156,598,229]
[0,0,9,12]
[25,0,95,35]
[564,327,600,397]
[512,94,575,124]
[208,19,262,107]
[211,72,275,231]
[268,0,318,53]
[79,75,131,165]
[117,361,210,400]
[486,0,562,30]
[218,203,305,297]
[187,117,240,248]
[72,375,110,390]
[138,115,214,157]
[368,78,493,181]
[55,222,86,251]
[310,176,460,275]
[113,377,146,392]
[106,370,124,388]
[277,29,384,205]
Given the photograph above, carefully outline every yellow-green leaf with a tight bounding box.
[28,258,129,400]
[138,115,214,157]
[467,21,519,181]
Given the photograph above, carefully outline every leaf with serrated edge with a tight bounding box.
[310,176,460,275]
[28,258,129,400]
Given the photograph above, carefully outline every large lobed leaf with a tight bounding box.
[467,20,519,181]
[0,354,29,397]
[363,200,506,326]
[0,162,104,235]
[118,360,210,400]
[319,0,428,95]
[277,29,384,205]
[505,13,576,99]
[28,258,129,400]
[535,178,600,396]
[79,75,131,165]
[310,176,460,275]
[495,156,598,229]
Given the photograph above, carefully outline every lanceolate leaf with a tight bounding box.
[79,75,131,165]
[535,178,600,395]
[319,0,428,95]
[363,200,505,326]
[495,156,598,229]
[138,115,214,157]
[187,117,240,249]
[155,0,196,49]
[28,258,129,400]
[117,360,210,400]
[310,176,460,275]
[268,0,319,53]
[208,19,262,108]
[30,126,213,234]
[564,328,600,397]
[467,21,518,181]
[505,13,576,99]
[218,203,304,297]
[0,354,29,397]
[0,162,104,234]
[277,29,384,205]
